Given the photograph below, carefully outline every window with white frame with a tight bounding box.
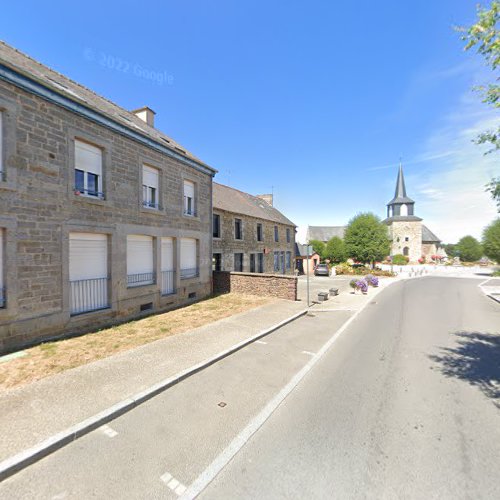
[161,237,175,295]
[183,180,196,216]
[69,233,109,314]
[180,238,198,279]
[142,165,159,209]
[74,140,103,198]
[0,229,5,307]
[127,235,155,286]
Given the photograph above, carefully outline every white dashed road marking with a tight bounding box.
[255,340,268,345]
[301,350,316,356]
[99,424,118,438]
[161,472,187,496]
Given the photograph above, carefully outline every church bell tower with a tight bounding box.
[384,163,422,263]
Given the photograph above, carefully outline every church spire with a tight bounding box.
[394,161,407,199]
[386,162,417,219]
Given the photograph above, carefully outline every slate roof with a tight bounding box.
[383,215,423,224]
[213,183,295,226]
[295,243,319,258]
[306,226,345,242]
[388,164,415,205]
[422,225,441,243]
[0,41,214,172]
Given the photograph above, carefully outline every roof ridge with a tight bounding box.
[214,181,271,204]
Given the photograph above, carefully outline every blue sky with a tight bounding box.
[2,0,498,242]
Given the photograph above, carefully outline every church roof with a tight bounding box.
[422,225,441,243]
[307,226,345,242]
[383,215,422,224]
[387,164,415,205]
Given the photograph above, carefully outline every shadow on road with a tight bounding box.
[430,331,500,407]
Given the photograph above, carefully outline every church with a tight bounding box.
[383,164,445,263]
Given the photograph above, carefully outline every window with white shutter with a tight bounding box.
[74,140,103,198]
[127,235,155,287]
[161,237,175,294]
[183,180,196,216]
[180,238,198,279]
[69,232,109,314]
[142,165,159,209]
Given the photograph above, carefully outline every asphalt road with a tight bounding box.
[1,277,498,499]
[202,277,500,499]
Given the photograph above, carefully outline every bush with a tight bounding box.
[456,235,482,262]
[392,254,409,265]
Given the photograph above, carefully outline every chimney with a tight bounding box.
[132,106,156,127]
[256,194,273,206]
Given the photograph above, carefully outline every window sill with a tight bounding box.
[73,194,108,206]
[140,206,164,217]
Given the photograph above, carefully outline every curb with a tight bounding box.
[0,308,308,482]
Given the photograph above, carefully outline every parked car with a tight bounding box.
[314,263,329,276]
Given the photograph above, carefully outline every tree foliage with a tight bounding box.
[344,213,391,266]
[443,243,459,258]
[482,218,500,262]
[459,1,500,153]
[324,236,346,264]
[308,239,326,259]
[485,176,500,212]
[456,235,483,262]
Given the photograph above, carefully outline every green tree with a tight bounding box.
[456,235,483,262]
[325,236,346,264]
[443,243,459,258]
[308,239,326,259]
[486,176,500,212]
[344,213,391,268]
[459,1,500,153]
[482,218,500,262]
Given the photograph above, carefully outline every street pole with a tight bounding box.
[306,245,311,307]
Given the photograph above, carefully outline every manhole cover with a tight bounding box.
[218,402,227,408]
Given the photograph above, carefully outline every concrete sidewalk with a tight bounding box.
[0,275,401,474]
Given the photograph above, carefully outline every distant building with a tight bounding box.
[295,243,321,275]
[212,183,296,274]
[383,164,444,263]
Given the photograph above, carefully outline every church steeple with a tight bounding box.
[386,162,417,219]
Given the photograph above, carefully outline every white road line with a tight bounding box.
[180,285,379,500]
[255,340,267,345]
[161,471,187,496]
[478,278,492,287]
[99,424,118,438]
[301,350,315,356]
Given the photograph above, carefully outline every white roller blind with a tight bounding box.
[75,140,102,176]
[161,237,174,271]
[143,165,159,189]
[180,238,196,269]
[127,235,154,275]
[183,180,194,199]
[69,233,107,281]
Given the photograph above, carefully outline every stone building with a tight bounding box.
[0,42,216,352]
[383,164,443,263]
[212,183,296,275]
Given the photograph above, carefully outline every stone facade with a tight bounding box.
[213,271,297,301]
[212,208,296,275]
[0,73,214,352]
[387,220,423,264]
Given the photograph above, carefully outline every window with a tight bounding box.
[212,253,222,271]
[0,229,4,308]
[183,180,196,216]
[235,218,242,240]
[250,253,256,273]
[161,237,175,295]
[400,204,408,216]
[127,235,155,287]
[74,140,103,198]
[257,253,264,273]
[286,251,291,269]
[0,111,4,181]
[274,226,279,242]
[213,214,221,238]
[257,223,263,242]
[234,253,244,272]
[405,236,409,242]
[403,247,409,257]
[180,238,198,279]
[286,228,291,243]
[274,251,280,272]
[69,233,109,314]
[142,165,159,209]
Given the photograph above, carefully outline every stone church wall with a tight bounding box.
[388,221,422,263]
